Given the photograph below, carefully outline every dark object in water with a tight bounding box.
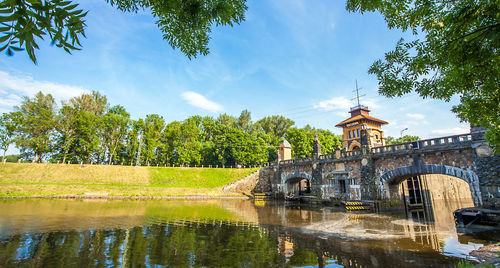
[454,207,500,228]
[285,196,301,202]
[285,195,317,203]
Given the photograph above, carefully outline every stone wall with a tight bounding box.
[475,153,500,208]
[254,167,275,193]
[269,130,499,208]
[222,167,274,194]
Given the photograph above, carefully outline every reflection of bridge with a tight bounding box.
[258,126,499,208]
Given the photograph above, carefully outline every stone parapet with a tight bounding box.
[370,133,472,157]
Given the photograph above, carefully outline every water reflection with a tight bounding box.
[0,199,498,267]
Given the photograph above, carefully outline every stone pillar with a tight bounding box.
[312,135,322,158]
[360,126,370,150]
[471,125,487,142]
[471,125,499,208]
[311,160,323,199]
[311,136,324,199]
[360,127,376,200]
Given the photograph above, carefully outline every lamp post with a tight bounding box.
[400,128,408,138]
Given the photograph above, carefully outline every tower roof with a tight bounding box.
[335,105,388,127]
[281,140,292,148]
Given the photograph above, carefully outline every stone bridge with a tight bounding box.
[258,127,499,208]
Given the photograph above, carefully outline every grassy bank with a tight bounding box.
[0,163,259,198]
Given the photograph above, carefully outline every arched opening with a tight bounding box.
[388,174,474,226]
[285,177,311,198]
[348,141,361,151]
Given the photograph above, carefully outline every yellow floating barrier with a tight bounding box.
[343,201,373,211]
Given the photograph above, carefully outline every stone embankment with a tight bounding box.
[222,167,274,195]
[470,244,500,265]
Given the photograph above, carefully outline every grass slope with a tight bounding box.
[0,163,258,198]
[150,167,257,188]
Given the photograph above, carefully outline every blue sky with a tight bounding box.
[0,0,469,141]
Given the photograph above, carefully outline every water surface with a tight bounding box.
[0,199,498,267]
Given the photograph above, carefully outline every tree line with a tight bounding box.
[0,91,341,166]
[386,135,420,146]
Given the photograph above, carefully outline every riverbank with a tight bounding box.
[0,163,259,198]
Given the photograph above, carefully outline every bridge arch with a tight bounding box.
[282,171,312,184]
[348,140,361,151]
[281,172,313,197]
[379,164,482,206]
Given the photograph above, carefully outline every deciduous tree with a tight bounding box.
[285,128,313,159]
[346,0,500,151]
[217,113,237,128]
[70,91,108,163]
[143,114,165,166]
[386,135,420,145]
[255,115,295,146]
[103,105,130,165]
[236,109,254,134]
[15,92,57,162]
[55,103,78,164]
[0,112,21,163]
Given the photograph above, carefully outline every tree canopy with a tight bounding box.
[2,91,335,166]
[386,135,420,145]
[0,0,247,63]
[346,0,500,151]
[285,126,341,159]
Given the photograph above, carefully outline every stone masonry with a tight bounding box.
[260,127,499,208]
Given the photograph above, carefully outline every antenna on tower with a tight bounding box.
[352,79,366,107]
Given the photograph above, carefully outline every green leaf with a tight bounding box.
[0,13,18,23]
[0,42,8,52]
[9,46,23,51]
[0,8,14,14]
[64,4,78,11]
[0,34,10,42]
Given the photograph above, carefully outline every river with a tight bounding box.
[0,199,498,267]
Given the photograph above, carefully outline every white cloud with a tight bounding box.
[0,71,89,109]
[314,96,352,111]
[314,96,382,113]
[431,127,470,136]
[363,99,381,109]
[0,94,21,107]
[335,111,349,118]
[181,91,223,112]
[406,113,425,120]
[398,99,432,111]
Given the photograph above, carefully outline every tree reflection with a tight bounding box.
[0,223,296,267]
